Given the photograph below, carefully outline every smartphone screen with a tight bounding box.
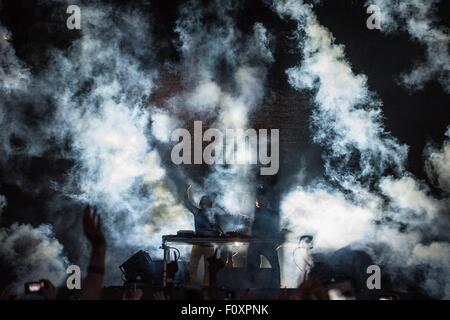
[25,282,44,294]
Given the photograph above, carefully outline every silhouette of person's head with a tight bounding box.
[256,185,270,209]
[199,195,213,209]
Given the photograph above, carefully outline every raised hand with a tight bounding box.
[79,205,106,300]
[207,248,225,287]
[39,279,57,300]
[153,291,169,300]
[123,284,143,300]
[240,288,252,300]
[0,285,14,301]
[83,205,106,249]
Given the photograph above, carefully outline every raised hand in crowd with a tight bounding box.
[0,285,14,301]
[80,205,106,300]
[240,288,252,300]
[278,287,289,300]
[39,279,57,300]
[207,248,225,287]
[83,205,106,248]
[153,291,169,300]
[166,252,179,281]
[122,284,143,300]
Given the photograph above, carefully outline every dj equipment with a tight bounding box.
[176,230,195,237]
[216,268,278,289]
[119,250,189,286]
[161,233,285,286]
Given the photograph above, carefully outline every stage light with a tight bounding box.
[119,250,156,284]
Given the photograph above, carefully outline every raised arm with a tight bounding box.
[184,185,199,215]
[80,205,106,300]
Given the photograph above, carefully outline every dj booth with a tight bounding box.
[161,233,283,287]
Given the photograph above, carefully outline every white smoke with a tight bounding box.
[379,176,444,227]
[0,24,30,91]
[367,0,450,93]
[281,185,379,251]
[185,81,222,115]
[0,22,45,163]
[151,111,181,144]
[409,242,450,298]
[46,4,192,256]
[173,0,274,216]
[0,223,69,292]
[0,2,191,285]
[276,0,408,182]
[426,127,450,193]
[274,0,450,297]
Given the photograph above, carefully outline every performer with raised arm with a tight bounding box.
[184,185,220,286]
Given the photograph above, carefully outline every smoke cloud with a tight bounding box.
[0,0,274,286]
[0,1,192,285]
[274,0,450,297]
[426,127,450,193]
[47,2,193,268]
[367,0,450,92]
[0,24,30,91]
[0,223,68,292]
[172,0,274,216]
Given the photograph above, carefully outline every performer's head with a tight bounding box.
[256,185,270,208]
[299,235,314,250]
[199,195,213,209]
